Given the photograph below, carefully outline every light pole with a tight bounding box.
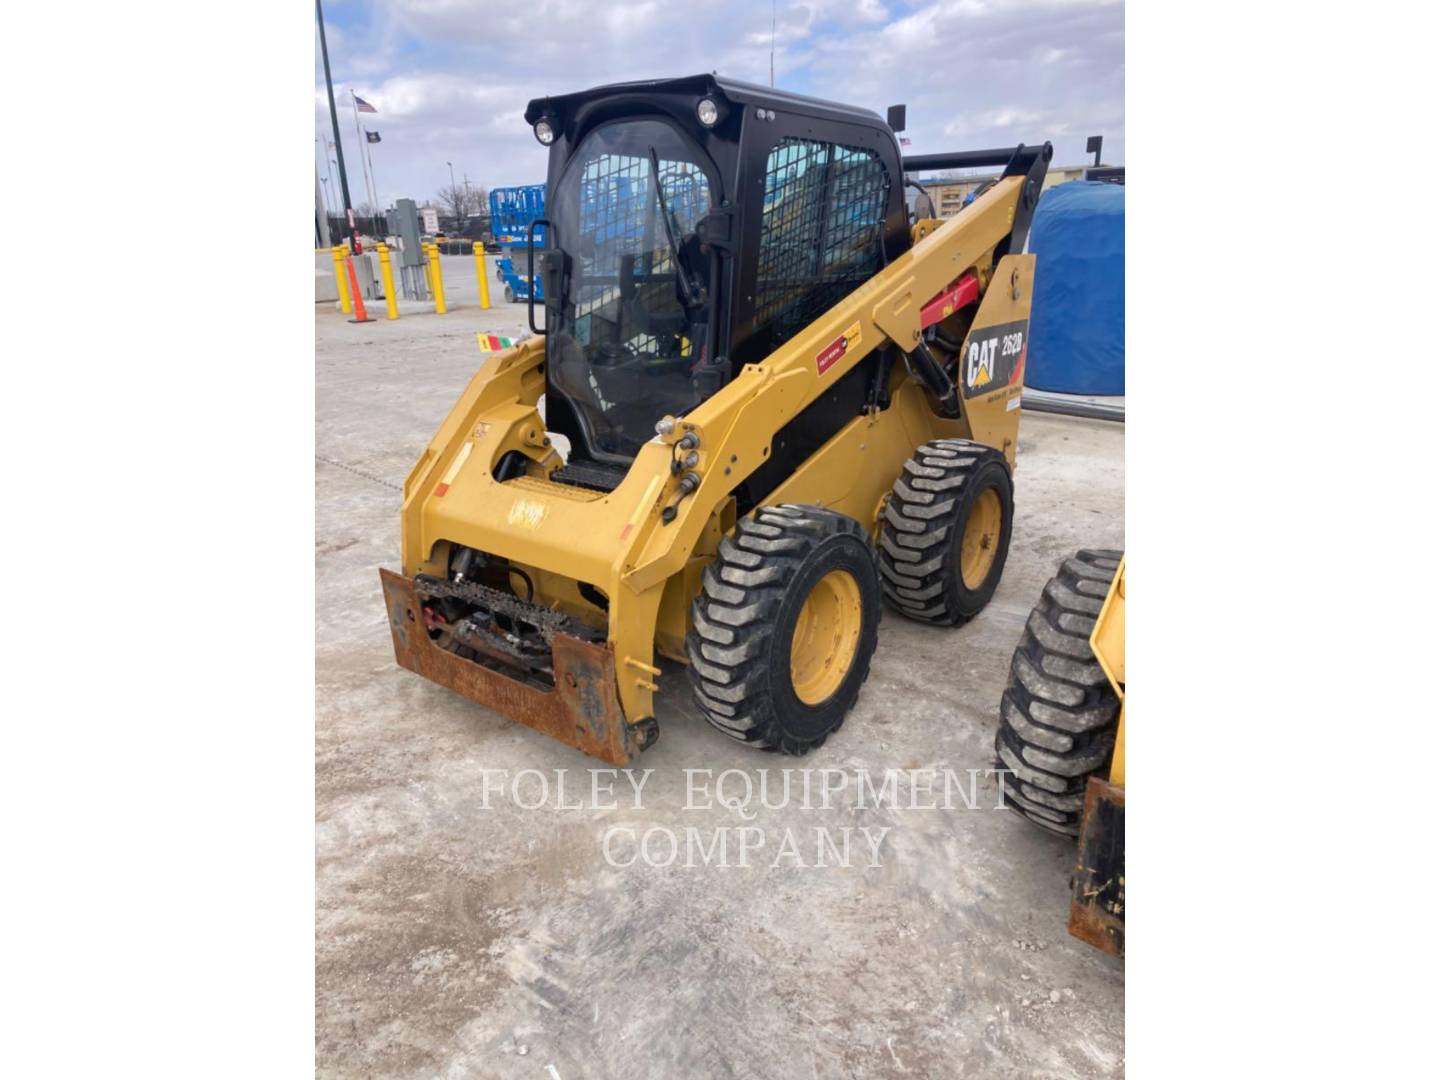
[447,161,456,190]
[315,139,336,216]
[317,0,359,253]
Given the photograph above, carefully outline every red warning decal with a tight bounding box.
[816,322,862,376]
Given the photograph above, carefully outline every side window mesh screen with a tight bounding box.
[753,137,889,351]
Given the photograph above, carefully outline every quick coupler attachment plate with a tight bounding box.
[379,568,642,765]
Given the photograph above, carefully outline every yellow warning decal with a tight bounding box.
[433,441,473,497]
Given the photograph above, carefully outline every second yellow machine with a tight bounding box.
[380,75,1051,764]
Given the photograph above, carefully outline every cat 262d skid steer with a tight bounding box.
[379,74,1051,764]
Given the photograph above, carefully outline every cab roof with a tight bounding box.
[523,73,891,133]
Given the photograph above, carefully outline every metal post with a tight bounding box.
[350,91,377,221]
[377,242,399,320]
[474,244,491,310]
[316,0,360,254]
[322,140,337,211]
[363,129,380,218]
[331,245,352,313]
[315,167,332,249]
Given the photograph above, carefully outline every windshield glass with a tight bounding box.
[548,120,715,461]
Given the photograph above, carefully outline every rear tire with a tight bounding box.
[686,505,881,755]
[878,439,1014,624]
[994,549,1123,836]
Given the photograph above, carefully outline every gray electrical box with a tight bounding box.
[389,198,430,302]
[393,198,424,267]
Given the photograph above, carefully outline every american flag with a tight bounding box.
[899,136,912,147]
[353,93,378,113]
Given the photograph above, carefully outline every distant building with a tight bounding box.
[908,164,1095,219]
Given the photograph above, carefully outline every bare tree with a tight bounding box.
[436,183,491,223]
[435,183,470,225]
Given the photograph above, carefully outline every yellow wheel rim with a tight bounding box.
[789,570,863,705]
[960,488,1002,590]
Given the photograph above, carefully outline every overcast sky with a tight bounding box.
[315,0,1123,212]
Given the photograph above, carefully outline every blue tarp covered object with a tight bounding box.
[1026,181,1124,395]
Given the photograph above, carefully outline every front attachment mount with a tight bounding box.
[378,569,654,765]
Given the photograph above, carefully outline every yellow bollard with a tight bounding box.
[428,242,447,315]
[331,245,352,315]
[421,241,436,302]
[474,243,491,310]
[376,242,399,320]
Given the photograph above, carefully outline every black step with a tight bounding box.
[551,460,630,493]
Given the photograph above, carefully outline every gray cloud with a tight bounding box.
[315,0,1122,210]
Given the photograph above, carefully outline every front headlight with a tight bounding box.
[534,119,555,145]
[696,98,720,127]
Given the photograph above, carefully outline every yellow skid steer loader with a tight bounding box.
[380,75,1051,764]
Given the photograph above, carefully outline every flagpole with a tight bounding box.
[349,91,369,216]
[323,138,336,212]
[325,141,339,231]
[364,128,380,218]
[359,103,379,216]
[350,90,378,221]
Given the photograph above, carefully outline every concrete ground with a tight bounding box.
[316,271,1125,1079]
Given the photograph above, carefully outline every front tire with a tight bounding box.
[504,284,516,303]
[686,505,881,754]
[879,439,1014,624]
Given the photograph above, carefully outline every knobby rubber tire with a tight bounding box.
[994,549,1123,836]
[686,505,881,755]
[879,439,1015,624]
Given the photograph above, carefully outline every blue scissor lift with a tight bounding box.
[490,185,546,303]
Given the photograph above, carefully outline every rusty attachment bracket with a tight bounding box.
[1068,776,1125,957]
[379,568,644,765]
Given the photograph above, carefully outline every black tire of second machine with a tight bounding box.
[994,549,1123,836]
